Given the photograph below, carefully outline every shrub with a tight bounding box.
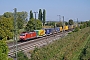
[17,51,29,60]
[73,27,79,32]
[0,38,9,60]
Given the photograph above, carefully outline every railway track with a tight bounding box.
[8,30,72,58]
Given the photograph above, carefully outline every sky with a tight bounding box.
[0,0,90,21]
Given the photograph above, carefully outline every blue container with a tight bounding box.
[50,28,55,34]
[45,29,50,35]
[55,27,60,32]
[45,28,52,35]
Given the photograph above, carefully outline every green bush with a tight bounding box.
[17,51,29,60]
[73,27,79,32]
[0,38,9,60]
[79,25,83,29]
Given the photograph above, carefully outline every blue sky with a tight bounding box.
[0,0,90,21]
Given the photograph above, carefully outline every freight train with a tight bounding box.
[20,25,74,41]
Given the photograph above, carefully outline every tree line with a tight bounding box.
[29,9,46,26]
[0,9,46,40]
[46,19,74,27]
[0,11,28,40]
[25,9,46,31]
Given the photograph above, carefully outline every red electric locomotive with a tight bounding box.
[20,32,37,40]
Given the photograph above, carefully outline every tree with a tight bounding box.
[36,19,42,29]
[0,38,9,60]
[25,18,42,31]
[45,21,51,26]
[25,18,35,31]
[30,10,33,19]
[79,20,90,29]
[65,21,68,25]
[73,27,79,32]
[43,9,46,26]
[56,22,63,27]
[0,17,13,39]
[46,21,55,27]
[17,11,28,29]
[17,16,24,29]
[83,23,87,28]
[3,12,13,18]
[86,20,90,27]
[22,11,28,23]
[69,19,73,25]
[79,25,83,29]
[38,9,42,21]
[2,11,28,29]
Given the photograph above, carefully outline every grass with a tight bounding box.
[6,39,14,43]
[72,35,90,60]
[30,27,90,60]
[79,35,90,60]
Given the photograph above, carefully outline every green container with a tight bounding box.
[34,30,39,36]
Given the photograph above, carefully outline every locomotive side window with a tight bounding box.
[20,34,25,36]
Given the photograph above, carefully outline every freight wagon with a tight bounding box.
[34,29,45,37]
[68,25,73,30]
[63,26,68,31]
[45,28,55,35]
[55,27,60,33]
[60,27,63,32]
